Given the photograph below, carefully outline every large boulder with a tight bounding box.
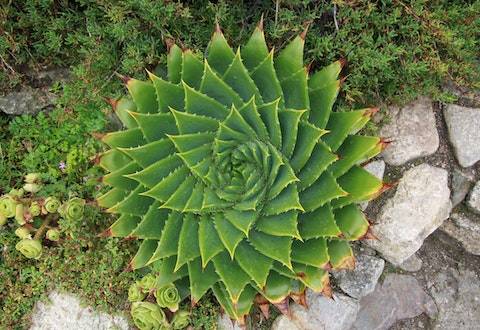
[368,164,451,265]
[380,97,439,166]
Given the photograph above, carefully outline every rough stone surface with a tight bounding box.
[467,180,480,214]
[398,254,423,272]
[441,212,480,255]
[360,160,386,210]
[272,291,359,330]
[352,274,437,330]
[451,168,475,207]
[34,68,71,84]
[429,268,480,329]
[380,97,439,166]
[30,291,129,330]
[367,164,451,265]
[444,104,480,167]
[333,254,385,299]
[0,87,56,115]
[217,314,243,330]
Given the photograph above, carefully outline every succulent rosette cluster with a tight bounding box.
[98,21,388,322]
[1,174,86,259]
[128,274,189,329]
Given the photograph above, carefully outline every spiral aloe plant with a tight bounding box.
[98,21,388,322]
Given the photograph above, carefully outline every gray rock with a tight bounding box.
[217,313,243,330]
[451,168,475,207]
[272,291,359,330]
[429,269,480,329]
[380,97,439,166]
[467,180,480,214]
[333,255,385,299]
[398,254,423,272]
[0,86,56,115]
[34,68,71,84]
[360,160,386,210]
[367,164,451,265]
[352,274,437,330]
[30,291,129,330]
[441,212,480,255]
[270,315,302,330]
[444,104,480,167]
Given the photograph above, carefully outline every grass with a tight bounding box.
[0,0,479,329]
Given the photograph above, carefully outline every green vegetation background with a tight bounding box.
[0,0,478,328]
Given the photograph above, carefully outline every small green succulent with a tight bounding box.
[0,195,17,218]
[154,283,180,312]
[16,239,43,259]
[130,302,169,330]
[29,201,41,216]
[138,273,157,292]
[98,21,386,322]
[58,197,85,220]
[46,228,61,241]
[171,310,190,330]
[44,197,61,213]
[128,282,147,302]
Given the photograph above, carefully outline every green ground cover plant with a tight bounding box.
[0,0,478,329]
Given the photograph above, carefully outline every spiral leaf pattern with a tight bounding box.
[98,21,387,321]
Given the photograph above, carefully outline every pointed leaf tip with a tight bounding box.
[90,153,101,165]
[104,97,119,110]
[300,21,312,40]
[98,228,112,238]
[273,297,290,317]
[339,57,347,68]
[215,22,222,34]
[321,278,333,299]
[305,61,313,74]
[114,72,131,84]
[361,226,380,241]
[91,132,106,140]
[124,262,133,272]
[255,295,270,319]
[165,37,175,52]
[364,107,380,117]
[322,262,333,271]
[379,138,393,151]
[290,290,307,308]
[257,14,264,31]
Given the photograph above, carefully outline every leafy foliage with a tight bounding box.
[99,21,387,322]
[1,1,478,105]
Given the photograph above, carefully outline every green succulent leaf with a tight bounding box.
[100,21,383,321]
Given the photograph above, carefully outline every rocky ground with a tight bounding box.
[3,76,479,329]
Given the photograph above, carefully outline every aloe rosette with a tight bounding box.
[98,21,387,322]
